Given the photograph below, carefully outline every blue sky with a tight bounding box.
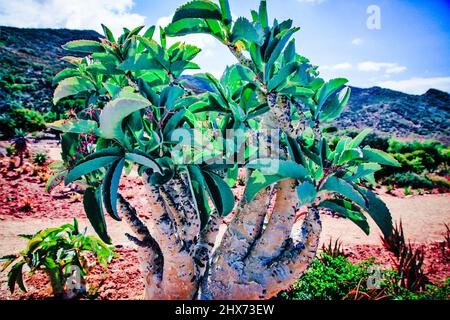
[1,0,449,94]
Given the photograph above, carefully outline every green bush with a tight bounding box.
[0,107,46,138]
[279,254,378,300]
[278,253,450,300]
[382,172,434,189]
[0,219,116,298]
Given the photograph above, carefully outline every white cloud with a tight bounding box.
[358,61,407,74]
[351,38,363,45]
[376,77,450,94]
[0,0,146,36]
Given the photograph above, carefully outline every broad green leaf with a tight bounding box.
[246,159,308,180]
[83,187,111,244]
[62,40,104,53]
[203,170,235,216]
[320,176,366,208]
[231,17,264,46]
[52,68,80,86]
[99,91,151,143]
[315,78,348,110]
[172,0,222,23]
[165,18,212,37]
[348,128,371,149]
[101,24,115,43]
[7,260,26,293]
[267,62,299,91]
[117,53,161,71]
[362,147,401,167]
[125,152,162,174]
[47,119,98,134]
[337,148,363,165]
[265,27,299,75]
[296,181,317,206]
[278,84,314,97]
[319,86,351,122]
[65,156,120,185]
[319,199,370,235]
[344,163,382,181]
[219,0,232,26]
[356,187,393,238]
[259,0,268,29]
[187,165,211,229]
[53,76,96,104]
[244,170,280,202]
[102,158,125,221]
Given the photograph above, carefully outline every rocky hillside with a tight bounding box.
[0,26,101,112]
[342,86,449,142]
[0,26,448,142]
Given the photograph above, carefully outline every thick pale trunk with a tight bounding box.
[118,174,322,300]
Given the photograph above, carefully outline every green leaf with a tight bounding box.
[53,76,96,104]
[65,156,120,185]
[219,0,232,26]
[319,86,351,122]
[52,68,80,86]
[7,260,26,293]
[246,159,308,180]
[265,28,298,75]
[0,255,18,272]
[315,78,348,111]
[244,170,280,202]
[320,176,366,208]
[62,40,104,53]
[117,53,161,71]
[187,165,211,229]
[356,187,393,238]
[47,119,98,134]
[267,62,299,91]
[172,0,222,23]
[362,147,401,167]
[344,163,382,182]
[101,24,115,43]
[231,17,264,46]
[125,152,162,173]
[296,181,317,207]
[102,158,125,221]
[98,91,151,143]
[83,187,111,244]
[278,84,314,97]
[259,0,268,30]
[165,18,212,37]
[348,129,371,149]
[337,148,363,165]
[319,199,370,235]
[203,170,235,216]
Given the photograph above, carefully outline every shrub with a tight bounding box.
[0,107,46,138]
[279,253,379,300]
[32,152,48,166]
[404,186,412,196]
[428,174,450,189]
[382,172,434,189]
[0,219,116,298]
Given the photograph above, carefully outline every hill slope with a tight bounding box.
[0,26,101,112]
[0,26,448,142]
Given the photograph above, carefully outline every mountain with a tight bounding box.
[0,26,101,112]
[0,27,448,143]
[342,86,449,142]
